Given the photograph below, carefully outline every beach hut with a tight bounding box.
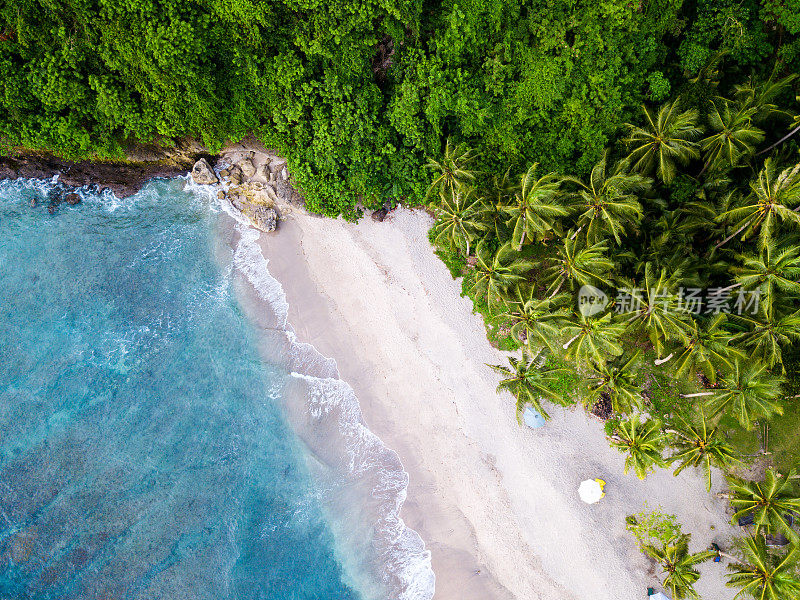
[578,479,606,504]
[522,406,546,429]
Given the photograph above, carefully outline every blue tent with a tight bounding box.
[523,406,546,428]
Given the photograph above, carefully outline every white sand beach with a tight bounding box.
[255,206,740,600]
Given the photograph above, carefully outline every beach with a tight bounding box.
[255,206,741,600]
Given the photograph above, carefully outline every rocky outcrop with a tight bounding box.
[191,158,218,185]
[238,157,256,179]
[228,186,280,232]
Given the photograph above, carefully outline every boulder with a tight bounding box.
[238,158,256,179]
[256,163,270,179]
[191,158,218,185]
[217,191,225,200]
[229,165,244,186]
[64,193,81,205]
[220,169,230,178]
[371,207,388,222]
[268,159,285,173]
[281,167,288,181]
[249,206,278,232]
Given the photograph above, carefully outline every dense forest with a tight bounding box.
[2,0,799,216]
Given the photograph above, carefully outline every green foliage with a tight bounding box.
[626,507,684,549]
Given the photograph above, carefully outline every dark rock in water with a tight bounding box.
[250,206,278,232]
[47,203,56,214]
[47,188,64,213]
[0,151,200,198]
[64,193,81,205]
[371,207,388,222]
[30,197,37,207]
[191,158,218,185]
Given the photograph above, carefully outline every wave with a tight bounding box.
[222,202,435,600]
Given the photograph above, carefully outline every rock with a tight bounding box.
[256,163,270,179]
[281,167,288,181]
[268,159,285,173]
[371,207,388,222]
[64,193,81,205]
[229,165,244,186]
[191,158,218,185]
[217,191,225,199]
[47,203,56,214]
[30,197,37,207]
[249,206,278,232]
[238,158,256,179]
[265,186,279,203]
[220,169,230,178]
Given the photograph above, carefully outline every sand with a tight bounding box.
[254,206,740,600]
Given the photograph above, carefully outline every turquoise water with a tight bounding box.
[0,178,366,599]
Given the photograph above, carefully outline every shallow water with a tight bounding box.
[0,178,368,599]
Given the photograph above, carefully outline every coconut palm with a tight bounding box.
[624,100,703,184]
[717,159,800,250]
[705,360,784,430]
[669,411,740,491]
[489,348,567,422]
[469,240,533,313]
[586,351,643,415]
[643,535,716,600]
[733,308,800,370]
[501,163,568,249]
[733,73,797,124]
[728,469,800,540]
[429,188,487,256]
[700,100,764,173]
[609,415,668,479]
[565,152,648,245]
[545,237,614,297]
[726,536,800,600]
[561,311,626,366]
[668,315,741,384]
[616,263,692,356]
[499,286,569,352]
[733,243,800,317]
[425,138,478,200]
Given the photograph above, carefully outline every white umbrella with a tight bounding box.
[578,479,604,504]
[649,593,671,600]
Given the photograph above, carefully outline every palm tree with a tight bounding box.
[545,237,614,297]
[728,469,800,540]
[726,536,800,600]
[609,415,668,479]
[705,360,784,430]
[733,243,800,318]
[717,159,800,250]
[586,351,643,415]
[501,163,568,249]
[643,535,716,600]
[624,100,703,184]
[668,315,741,384]
[561,311,626,366]
[429,188,487,256]
[499,286,569,352]
[616,263,691,356]
[733,308,800,370]
[565,152,648,245]
[489,348,567,421]
[425,138,478,200]
[669,411,740,491]
[700,100,764,173]
[469,241,533,313]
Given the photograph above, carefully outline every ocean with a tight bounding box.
[0,177,433,600]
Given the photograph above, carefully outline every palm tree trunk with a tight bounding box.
[679,392,716,398]
[549,279,565,298]
[757,123,800,156]
[714,218,755,250]
[654,353,674,366]
[562,333,581,350]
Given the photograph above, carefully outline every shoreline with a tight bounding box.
[254,207,741,600]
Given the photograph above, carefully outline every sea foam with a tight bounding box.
[215,189,436,600]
